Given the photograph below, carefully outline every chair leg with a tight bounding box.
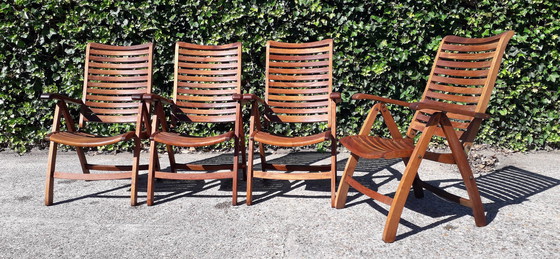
[382,115,439,242]
[334,153,360,209]
[412,175,425,199]
[166,144,176,173]
[441,116,487,227]
[382,155,424,243]
[258,142,270,185]
[232,138,240,206]
[402,158,424,199]
[146,140,158,206]
[450,144,486,227]
[240,134,247,181]
[44,141,57,206]
[76,147,90,174]
[258,143,267,171]
[456,155,486,227]
[330,139,337,208]
[130,138,141,206]
[246,138,255,205]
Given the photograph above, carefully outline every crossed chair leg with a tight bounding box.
[335,112,486,242]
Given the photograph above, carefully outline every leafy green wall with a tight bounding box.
[1,0,559,152]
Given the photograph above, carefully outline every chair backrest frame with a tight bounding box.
[172,42,242,124]
[80,42,154,127]
[264,39,334,127]
[406,31,514,141]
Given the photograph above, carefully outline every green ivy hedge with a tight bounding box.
[1,0,559,152]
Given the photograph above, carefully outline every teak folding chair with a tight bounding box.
[334,31,514,242]
[140,42,245,206]
[41,42,155,206]
[236,39,341,206]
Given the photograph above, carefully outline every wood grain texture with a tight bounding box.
[146,42,245,206]
[265,39,334,123]
[43,43,155,206]
[246,39,337,207]
[409,31,514,139]
[335,31,515,242]
[173,42,241,123]
[83,42,153,124]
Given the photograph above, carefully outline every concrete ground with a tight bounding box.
[0,149,558,258]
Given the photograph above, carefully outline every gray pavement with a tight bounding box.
[0,149,558,258]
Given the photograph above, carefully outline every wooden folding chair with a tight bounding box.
[237,39,341,207]
[140,42,245,206]
[41,42,155,206]
[334,31,514,242]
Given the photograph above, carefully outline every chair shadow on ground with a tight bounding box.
[51,152,401,205]
[140,151,398,205]
[51,182,133,206]
[248,153,400,205]
[148,152,349,205]
[51,152,560,234]
[344,164,560,241]
[140,153,241,205]
[50,153,237,206]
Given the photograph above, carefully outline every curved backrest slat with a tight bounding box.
[265,39,334,123]
[82,42,153,124]
[407,31,514,139]
[173,42,242,123]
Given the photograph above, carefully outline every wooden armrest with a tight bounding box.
[233,93,265,105]
[132,93,174,105]
[330,92,342,103]
[130,94,144,101]
[232,93,249,104]
[409,102,491,119]
[40,93,83,105]
[352,93,410,107]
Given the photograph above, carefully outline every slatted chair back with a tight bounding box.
[80,42,153,126]
[265,39,334,125]
[173,42,242,123]
[407,31,514,141]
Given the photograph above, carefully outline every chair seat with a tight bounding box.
[46,131,136,147]
[153,131,234,147]
[253,130,331,147]
[339,135,415,159]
